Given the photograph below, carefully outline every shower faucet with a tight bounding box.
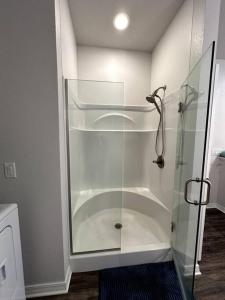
[153,155,165,168]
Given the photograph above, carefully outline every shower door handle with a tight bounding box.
[184,177,211,206]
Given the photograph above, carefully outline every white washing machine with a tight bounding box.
[0,204,25,300]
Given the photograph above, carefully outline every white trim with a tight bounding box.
[216,203,225,213]
[183,263,201,277]
[207,202,217,209]
[25,266,72,298]
[207,202,225,213]
[65,265,72,292]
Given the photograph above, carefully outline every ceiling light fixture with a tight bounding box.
[113,13,129,31]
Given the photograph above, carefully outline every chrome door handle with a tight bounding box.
[184,177,211,206]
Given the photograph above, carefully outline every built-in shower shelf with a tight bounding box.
[71,187,169,218]
[69,127,156,133]
[68,100,155,112]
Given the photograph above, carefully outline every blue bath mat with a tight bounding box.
[99,261,183,300]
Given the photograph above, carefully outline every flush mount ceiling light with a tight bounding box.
[113,13,129,31]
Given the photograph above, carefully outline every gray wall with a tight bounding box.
[0,0,66,286]
[217,0,225,59]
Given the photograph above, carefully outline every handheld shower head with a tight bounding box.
[146,95,161,114]
[146,95,155,103]
[146,85,166,115]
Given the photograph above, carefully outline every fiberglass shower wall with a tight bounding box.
[67,46,162,254]
[67,78,171,255]
[77,46,154,190]
[147,0,206,213]
[67,79,125,253]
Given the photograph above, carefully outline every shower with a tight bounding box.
[67,79,171,262]
[146,85,166,168]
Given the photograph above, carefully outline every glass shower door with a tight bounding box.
[172,42,215,299]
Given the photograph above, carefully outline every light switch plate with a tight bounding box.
[4,162,17,178]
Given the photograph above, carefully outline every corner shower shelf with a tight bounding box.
[71,187,169,218]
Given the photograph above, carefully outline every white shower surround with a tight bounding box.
[68,86,179,272]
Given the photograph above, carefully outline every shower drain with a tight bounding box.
[114,223,123,229]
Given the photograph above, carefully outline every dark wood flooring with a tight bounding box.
[195,208,225,300]
[36,208,225,300]
[36,271,99,300]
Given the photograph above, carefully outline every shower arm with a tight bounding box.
[152,86,167,97]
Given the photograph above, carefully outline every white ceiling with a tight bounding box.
[68,0,185,52]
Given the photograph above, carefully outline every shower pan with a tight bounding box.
[66,79,171,268]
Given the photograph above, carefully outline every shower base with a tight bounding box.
[73,208,169,253]
[70,240,171,273]
[70,188,171,272]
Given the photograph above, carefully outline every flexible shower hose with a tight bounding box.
[155,93,165,158]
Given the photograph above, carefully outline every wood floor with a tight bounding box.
[195,208,225,300]
[36,271,99,300]
[36,208,225,300]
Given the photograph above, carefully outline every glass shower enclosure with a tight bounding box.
[172,43,215,299]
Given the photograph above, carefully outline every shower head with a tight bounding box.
[146,95,156,104]
[146,95,155,103]
[146,85,166,115]
[146,95,161,114]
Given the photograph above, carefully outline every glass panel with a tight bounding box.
[189,0,205,69]
[67,79,124,254]
[172,43,214,298]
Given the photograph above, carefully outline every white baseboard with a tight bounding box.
[207,202,225,213]
[183,263,201,277]
[207,203,217,209]
[216,203,225,213]
[25,266,72,298]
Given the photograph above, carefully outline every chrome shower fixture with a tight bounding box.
[146,85,167,169]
